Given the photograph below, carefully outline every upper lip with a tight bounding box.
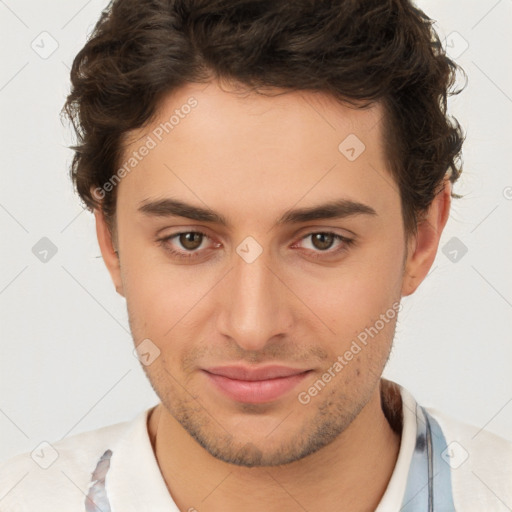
[204,365,311,381]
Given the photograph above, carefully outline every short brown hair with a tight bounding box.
[63,0,466,235]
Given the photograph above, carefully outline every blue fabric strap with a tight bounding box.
[85,449,113,512]
[400,404,456,511]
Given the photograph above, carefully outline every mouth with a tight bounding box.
[202,365,313,404]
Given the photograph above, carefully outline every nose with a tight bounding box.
[217,243,293,352]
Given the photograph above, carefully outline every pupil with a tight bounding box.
[181,232,202,250]
[313,233,333,250]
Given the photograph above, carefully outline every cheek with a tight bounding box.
[120,248,216,344]
[290,240,404,340]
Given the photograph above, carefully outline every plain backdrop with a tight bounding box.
[0,0,511,463]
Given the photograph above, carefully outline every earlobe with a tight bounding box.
[93,208,125,297]
[401,179,452,297]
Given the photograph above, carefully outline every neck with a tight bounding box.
[148,379,401,512]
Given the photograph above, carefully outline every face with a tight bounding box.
[97,80,440,467]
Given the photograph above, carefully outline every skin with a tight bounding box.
[94,79,451,511]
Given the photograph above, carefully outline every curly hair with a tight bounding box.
[63,0,466,235]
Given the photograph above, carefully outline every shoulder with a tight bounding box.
[0,411,149,511]
[425,406,512,510]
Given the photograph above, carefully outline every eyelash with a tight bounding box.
[157,231,355,261]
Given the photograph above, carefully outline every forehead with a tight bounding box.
[117,80,398,227]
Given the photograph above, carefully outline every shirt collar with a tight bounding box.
[105,406,179,512]
[92,382,454,511]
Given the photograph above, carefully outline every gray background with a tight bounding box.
[1,0,511,463]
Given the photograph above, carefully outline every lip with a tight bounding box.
[203,365,312,404]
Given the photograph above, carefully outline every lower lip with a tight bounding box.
[203,371,311,404]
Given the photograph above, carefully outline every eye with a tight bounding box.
[294,232,354,259]
[173,232,206,251]
[158,231,217,260]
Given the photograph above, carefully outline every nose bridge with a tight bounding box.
[218,240,290,351]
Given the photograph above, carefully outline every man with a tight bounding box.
[0,0,510,510]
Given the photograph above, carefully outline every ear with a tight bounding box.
[401,178,452,296]
[93,208,125,297]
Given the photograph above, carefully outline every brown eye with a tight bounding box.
[310,233,336,251]
[295,232,355,260]
[179,232,204,251]
[158,230,216,261]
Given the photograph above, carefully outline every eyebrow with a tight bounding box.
[138,197,377,227]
